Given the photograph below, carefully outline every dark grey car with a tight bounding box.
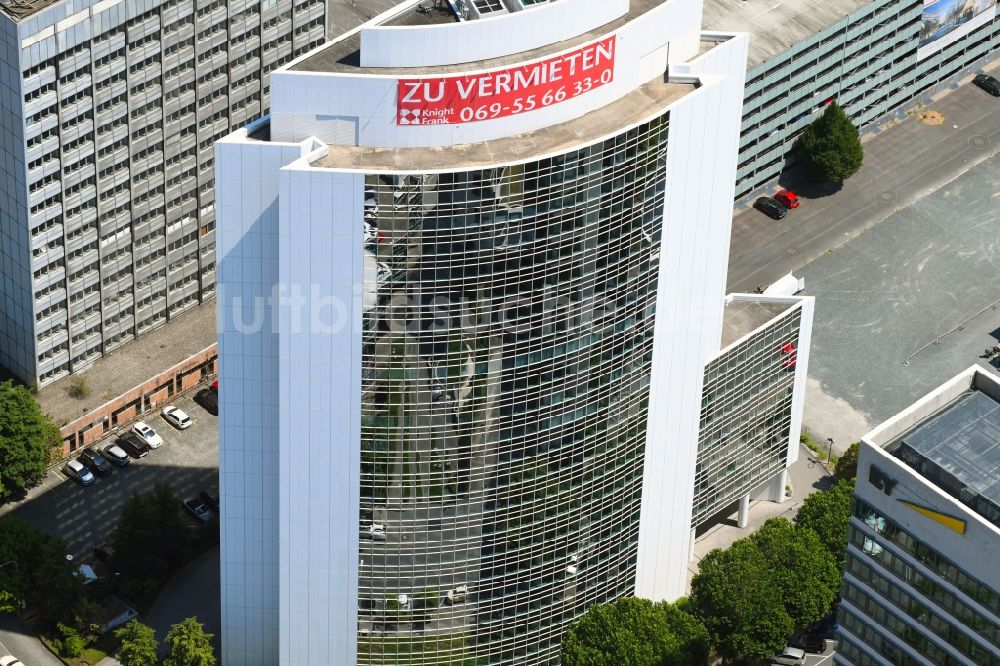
[973,73,1000,97]
[755,196,788,220]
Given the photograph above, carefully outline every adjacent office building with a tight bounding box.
[703,0,999,200]
[837,366,1000,666]
[0,0,326,387]
[215,0,812,663]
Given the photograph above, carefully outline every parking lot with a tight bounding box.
[2,390,219,559]
[799,152,1000,449]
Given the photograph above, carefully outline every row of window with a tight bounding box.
[845,553,999,663]
[849,525,999,644]
[853,499,999,612]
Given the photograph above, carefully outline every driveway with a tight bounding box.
[1,390,219,559]
[144,547,221,658]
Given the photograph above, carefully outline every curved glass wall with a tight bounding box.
[356,111,669,665]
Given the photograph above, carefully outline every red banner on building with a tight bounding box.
[396,36,616,126]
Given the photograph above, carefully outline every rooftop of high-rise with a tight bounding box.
[866,366,1000,529]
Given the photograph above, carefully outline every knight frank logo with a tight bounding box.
[398,108,422,125]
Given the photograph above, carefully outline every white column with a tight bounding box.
[737,494,750,529]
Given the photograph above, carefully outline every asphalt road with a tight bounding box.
[728,68,1000,293]
[0,614,62,666]
[1,391,219,559]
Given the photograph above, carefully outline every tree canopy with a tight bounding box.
[794,102,864,184]
[0,516,81,621]
[688,539,794,661]
[795,478,856,569]
[0,380,60,498]
[690,518,840,660]
[835,442,860,480]
[110,482,194,585]
[115,620,160,666]
[561,596,709,666]
[750,518,842,628]
[163,617,216,666]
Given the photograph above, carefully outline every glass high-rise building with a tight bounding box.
[215,0,812,663]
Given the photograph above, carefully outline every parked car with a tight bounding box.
[361,523,387,541]
[79,447,112,475]
[769,646,806,665]
[162,405,193,429]
[184,497,214,523]
[797,633,827,654]
[93,541,114,561]
[131,420,163,448]
[1,656,26,666]
[199,489,220,513]
[116,433,150,459]
[973,73,1000,97]
[101,443,130,466]
[194,388,218,416]
[65,459,96,486]
[754,197,788,220]
[774,190,800,209]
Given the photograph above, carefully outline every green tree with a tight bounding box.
[834,442,860,480]
[689,539,794,661]
[56,622,86,658]
[794,103,864,184]
[0,517,81,621]
[115,620,160,666]
[163,617,216,666]
[0,380,60,498]
[562,596,709,666]
[110,483,194,585]
[750,518,841,629]
[795,478,855,569]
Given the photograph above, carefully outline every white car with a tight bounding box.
[161,405,192,430]
[131,420,163,448]
[1,656,26,666]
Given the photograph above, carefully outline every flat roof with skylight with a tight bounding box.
[886,388,1000,528]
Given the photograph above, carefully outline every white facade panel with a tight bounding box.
[635,32,748,601]
[359,0,629,68]
[216,130,319,666]
[276,161,363,666]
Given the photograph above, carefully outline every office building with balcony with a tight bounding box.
[215,0,813,663]
[837,366,1000,666]
[703,0,999,200]
[0,0,326,387]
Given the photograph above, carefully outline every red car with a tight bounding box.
[775,190,800,209]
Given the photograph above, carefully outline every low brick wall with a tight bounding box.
[58,344,218,457]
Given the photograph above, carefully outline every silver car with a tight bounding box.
[65,459,95,486]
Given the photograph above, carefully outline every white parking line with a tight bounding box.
[812,653,835,665]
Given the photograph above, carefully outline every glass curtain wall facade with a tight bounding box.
[692,307,800,525]
[356,113,669,665]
